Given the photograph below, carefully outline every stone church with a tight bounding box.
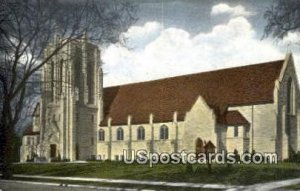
[20,38,300,162]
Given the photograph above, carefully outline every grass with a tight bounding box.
[284,184,300,190]
[8,161,300,185]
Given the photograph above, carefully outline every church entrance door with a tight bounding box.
[50,144,57,158]
[195,138,204,156]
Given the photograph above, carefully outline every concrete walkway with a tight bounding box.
[0,179,147,191]
[5,174,300,190]
[12,174,239,190]
[227,178,300,191]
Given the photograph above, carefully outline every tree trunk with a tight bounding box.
[2,125,14,179]
[1,99,14,179]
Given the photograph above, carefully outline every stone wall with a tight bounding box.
[20,135,39,162]
[275,54,299,160]
[182,96,217,153]
[226,125,249,154]
[228,104,277,154]
[97,119,184,160]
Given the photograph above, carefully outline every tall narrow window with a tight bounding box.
[117,127,124,141]
[76,113,79,121]
[234,126,238,137]
[27,137,31,145]
[287,78,296,115]
[99,129,105,141]
[51,61,55,101]
[160,125,169,140]
[60,59,63,94]
[137,126,145,140]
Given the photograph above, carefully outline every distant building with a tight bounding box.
[20,38,299,162]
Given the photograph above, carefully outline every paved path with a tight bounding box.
[226,178,300,191]
[11,174,239,190]
[0,179,146,191]
[3,174,300,190]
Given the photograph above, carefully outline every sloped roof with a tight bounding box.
[23,125,40,136]
[101,60,284,126]
[219,110,250,126]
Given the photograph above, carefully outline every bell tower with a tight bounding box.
[74,34,103,160]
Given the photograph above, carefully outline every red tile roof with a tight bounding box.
[219,110,250,126]
[101,60,284,126]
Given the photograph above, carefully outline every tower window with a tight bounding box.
[60,59,63,94]
[51,61,55,101]
[76,113,79,121]
[27,137,31,145]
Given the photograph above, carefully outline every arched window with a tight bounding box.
[117,127,124,141]
[51,61,55,101]
[287,78,296,115]
[98,129,105,141]
[137,126,145,140]
[160,125,169,140]
[59,59,63,94]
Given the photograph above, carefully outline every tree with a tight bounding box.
[0,0,137,179]
[264,0,300,40]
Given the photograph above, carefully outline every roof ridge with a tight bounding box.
[104,59,284,89]
[101,59,285,126]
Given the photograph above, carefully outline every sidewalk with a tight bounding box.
[0,179,145,191]
[11,174,239,190]
[227,178,300,191]
[5,174,300,190]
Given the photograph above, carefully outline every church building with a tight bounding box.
[20,38,300,162]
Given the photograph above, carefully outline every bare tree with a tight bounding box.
[0,0,137,179]
[264,0,300,40]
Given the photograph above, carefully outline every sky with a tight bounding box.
[101,0,300,87]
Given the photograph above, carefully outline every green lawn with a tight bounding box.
[284,184,300,190]
[10,161,300,185]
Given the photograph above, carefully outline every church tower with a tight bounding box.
[36,35,102,161]
[74,34,103,160]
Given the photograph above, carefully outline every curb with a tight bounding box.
[12,174,238,190]
[0,179,152,191]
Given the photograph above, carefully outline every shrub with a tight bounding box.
[62,158,70,162]
[234,149,240,162]
[26,158,34,162]
[287,147,300,163]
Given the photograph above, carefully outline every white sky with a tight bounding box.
[101,2,300,87]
